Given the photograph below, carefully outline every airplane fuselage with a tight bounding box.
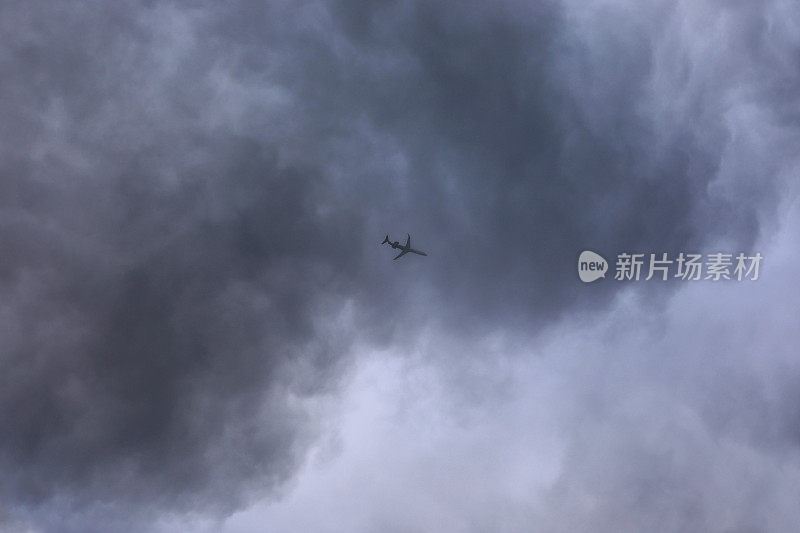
[389,241,423,253]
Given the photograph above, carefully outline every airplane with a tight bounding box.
[381,234,428,260]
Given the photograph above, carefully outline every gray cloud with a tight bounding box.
[0,2,365,523]
[214,198,800,533]
[0,0,798,530]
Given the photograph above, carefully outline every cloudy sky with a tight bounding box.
[1,0,799,531]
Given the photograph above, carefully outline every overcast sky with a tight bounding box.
[1,0,799,531]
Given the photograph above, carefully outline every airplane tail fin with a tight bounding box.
[381,235,389,245]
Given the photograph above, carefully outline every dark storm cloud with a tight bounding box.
[0,136,362,511]
[0,0,797,530]
[0,1,367,525]
[227,0,789,332]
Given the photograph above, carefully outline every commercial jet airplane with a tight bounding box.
[381,234,428,260]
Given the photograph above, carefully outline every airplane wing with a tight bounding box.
[405,234,411,248]
[393,250,408,260]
